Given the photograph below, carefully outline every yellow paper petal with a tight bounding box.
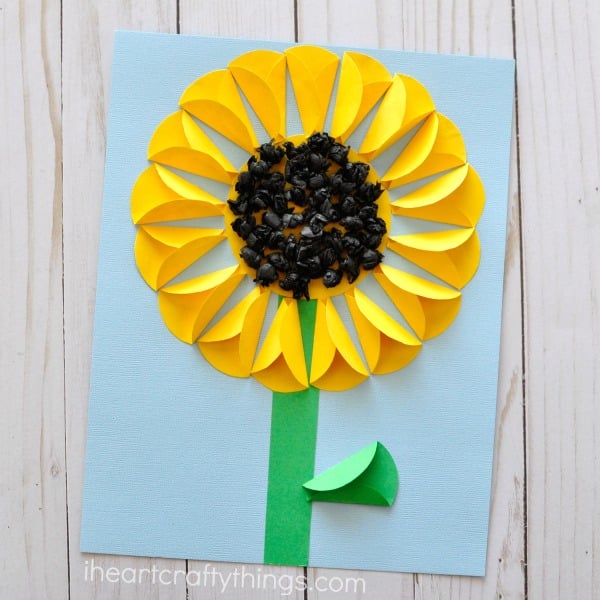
[285,46,340,135]
[374,264,461,340]
[134,226,226,290]
[229,50,286,140]
[251,298,309,392]
[158,265,244,343]
[382,113,466,188]
[391,164,484,227]
[310,299,369,391]
[330,52,392,142]
[147,111,237,184]
[346,289,422,375]
[359,74,435,160]
[131,164,226,225]
[388,228,481,289]
[198,288,270,377]
[179,69,259,152]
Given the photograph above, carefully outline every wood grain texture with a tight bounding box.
[514,1,600,599]
[6,0,600,598]
[297,1,524,599]
[179,0,296,40]
[0,1,66,599]
[61,1,185,599]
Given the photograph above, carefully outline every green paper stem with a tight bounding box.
[264,299,318,566]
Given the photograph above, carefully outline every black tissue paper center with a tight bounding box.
[228,132,387,300]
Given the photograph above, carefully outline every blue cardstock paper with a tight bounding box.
[81,31,515,576]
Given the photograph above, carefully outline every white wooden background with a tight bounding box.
[1,0,598,598]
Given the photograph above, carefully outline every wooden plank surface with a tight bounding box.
[0,1,66,599]
[514,1,600,599]
[2,0,599,598]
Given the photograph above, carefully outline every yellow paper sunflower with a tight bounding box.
[131,46,484,394]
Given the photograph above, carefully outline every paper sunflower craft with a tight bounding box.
[131,45,484,566]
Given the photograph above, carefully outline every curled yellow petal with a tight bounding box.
[330,51,392,142]
[134,226,226,290]
[158,265,244,343]
[374,264,461,340]
[229,50,286,140]
[388,228,481,289]
[198,288,270,378]
[179,69,259,153]
[382,113,466,189]
[346,289,422,375]
[251,298,308,392]
[310,298,369,391]
[359,74,435,160]
[147,111,237,184]
[285,46,340,136]
[131,164,226,225]
[391,164,484,228]
[148,113,237,183]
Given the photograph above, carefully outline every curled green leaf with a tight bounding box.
[303,441,398,506]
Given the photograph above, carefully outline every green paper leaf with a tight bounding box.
[303,441,398,506]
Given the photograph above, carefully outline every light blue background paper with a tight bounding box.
[81,32,515,576]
